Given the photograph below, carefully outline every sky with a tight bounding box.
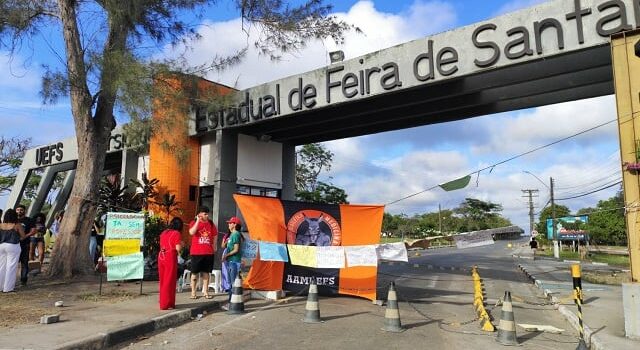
[0,0,623,233]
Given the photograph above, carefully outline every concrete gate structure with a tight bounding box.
[5,0,640,338]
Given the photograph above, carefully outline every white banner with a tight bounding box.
[376,242,408,262]
[316,246,345,269]
[453,231,495,249]
[344,245,378,267]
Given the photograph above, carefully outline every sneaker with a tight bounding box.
[221,304,229,311]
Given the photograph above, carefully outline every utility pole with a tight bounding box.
[438,203,442,234]
[521,189,539,235]
[550,177,559,259]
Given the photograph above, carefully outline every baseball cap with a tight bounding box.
[226,216,242,225]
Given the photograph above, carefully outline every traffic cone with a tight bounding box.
[496,291,518,346]
[382,282,404,332]
[303,279,323,323]
[227,275,245,314]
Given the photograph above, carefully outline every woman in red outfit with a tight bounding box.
[158,217,183,310]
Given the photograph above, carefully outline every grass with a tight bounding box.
[537,246,630,267]
[589,253,629,267]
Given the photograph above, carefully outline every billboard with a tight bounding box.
[546,215,589,241]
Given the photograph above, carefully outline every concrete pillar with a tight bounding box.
[623,283,640,339]
[45,169,75,227]
[27,162,76,217]
[281,143,296,200]
[212,129,238,268]
[121,149,139,192]
[4,149,37,211]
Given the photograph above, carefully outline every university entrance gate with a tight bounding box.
[6,0,640,336]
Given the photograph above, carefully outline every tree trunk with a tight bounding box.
[48,132,108,277]
[48,0,116,278]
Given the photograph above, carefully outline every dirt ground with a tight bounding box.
[0,268,142,328]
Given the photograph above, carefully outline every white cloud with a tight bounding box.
[472,96,617,155]
[171,1,457,89]
[494,0,548,16]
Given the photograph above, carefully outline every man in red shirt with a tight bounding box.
[188,206,218,299]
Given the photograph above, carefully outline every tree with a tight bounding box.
[453,198,507,231]
[535,204,570,238]
[1,1,352,277]
[296,143,334,192]
[0,136,31,195]
[295,143,348,203]
[583,191,626,245]
[296,181,348,204]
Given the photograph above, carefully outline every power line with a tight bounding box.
[555,180,622,201]
[385,118,617,206]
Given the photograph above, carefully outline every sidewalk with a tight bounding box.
[0,276,227,350]
[512,245,638,350]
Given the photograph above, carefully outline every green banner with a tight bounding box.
[439,175,471,192]
[106,252,144,281]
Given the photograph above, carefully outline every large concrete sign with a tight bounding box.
[195,0,640,136]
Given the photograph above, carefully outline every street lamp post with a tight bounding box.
[523,171,560,259]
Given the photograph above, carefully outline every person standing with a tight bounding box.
[188,206,217,299]
[29,213,46,266]
[158,217,183,310]
[15,205,35,286]
[529,237,538,260]
[222,216,243,308]
[220,232,231,293]
[0,209,27,293]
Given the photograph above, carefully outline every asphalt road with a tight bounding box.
[116,238,581,350]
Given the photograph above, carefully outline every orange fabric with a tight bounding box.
[233,194,286,290]
[338,204,384,301]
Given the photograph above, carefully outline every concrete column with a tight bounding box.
[121,149,139,192]
[212,129,238,268]
[4,149,37,211]
[27,162,76,217]
[623,283,640,339]
[281,143,296,200]
[45,169,76,227]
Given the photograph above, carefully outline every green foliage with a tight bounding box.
[143,215,166,258]
[381,200,512,239]
[296,181,348,204]
[584,191,626,245]
[454,198,508,231]
[130,173,160,211]
[154,191,182,219]
[0,136,31,195]
[97,174,136,216]
[296,143,333,192]
[295,143,348,204]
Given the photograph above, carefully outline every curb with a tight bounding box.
[517,264,606,350]
[54,300,220,350]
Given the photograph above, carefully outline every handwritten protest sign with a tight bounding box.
[376,242,408,262]
[316,246,345,268]
[107,252,144,281]
[345,245,378,267]
[103,239,140,257]
[287,244,317,267]
[258,241,288,262]
[105,212,145,245]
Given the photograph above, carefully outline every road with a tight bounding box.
[116,238,581,350]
